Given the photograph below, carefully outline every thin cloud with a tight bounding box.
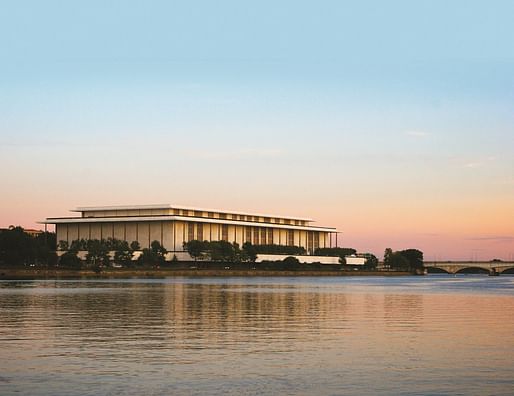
[185,148,284,160]
[462,156,496,169]
[466,236,514,242]
[405,130,430,138]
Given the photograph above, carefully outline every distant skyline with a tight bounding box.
[1,1,513,260]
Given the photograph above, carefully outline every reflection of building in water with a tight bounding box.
[42,204,338,254]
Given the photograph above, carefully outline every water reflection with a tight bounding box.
[1,276,514,395]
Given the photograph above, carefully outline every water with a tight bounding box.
[1,275,514,395]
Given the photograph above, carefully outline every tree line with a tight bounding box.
[383,248,424,272]
[57,238,170,270]
[0,227,56,267]
[0,227,423,272]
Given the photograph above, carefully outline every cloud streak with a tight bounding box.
[184,148,285,160]
[405,130,430,138]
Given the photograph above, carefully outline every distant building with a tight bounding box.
[24,229,44,237]
[0,227,43,237]
[344,255,367,266]
[41,204,338,254]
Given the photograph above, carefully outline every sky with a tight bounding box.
[0,0,513,260]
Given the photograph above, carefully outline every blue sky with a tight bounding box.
[1,0,513,259]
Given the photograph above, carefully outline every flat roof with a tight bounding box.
[72,204,314,222]
[40,215,338,233]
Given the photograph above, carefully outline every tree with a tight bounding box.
[0,227,57,267]
[209,240,236,262]
[399,249,424,271]
[315,247,356,258]
[113,240,133,267]
[390,252,409,270]
[0,226,33,266]
[242,242,257,262]
[183,240,206,261]
[130,241,141,251]
[138,241,166,267]
[85,239,110,267]
[362,253,378,270]
[282,256,301,270]
[59,241,82,269]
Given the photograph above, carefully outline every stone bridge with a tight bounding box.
[425,261,514,275]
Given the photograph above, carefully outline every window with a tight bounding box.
[194,211,203,217]
[308,232,314,252]
[188,223,194,241]
[207,212,214,218]
[253,227,259,245]
[264,217,270,223]
[197,223,203,241]
[287,230,294,246]
[222,225,229,241]
[260,228,266,245]
[245,227,252,243]
[314,233,319,249]
[219,213,227,220]
[267,228,273,244]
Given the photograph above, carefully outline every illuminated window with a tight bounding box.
[287,230,294,246]
[188,223,194,241]
[197,223,203,241]
[260,228,266,245]
[222,225,229,241]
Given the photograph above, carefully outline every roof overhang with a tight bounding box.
[71,204,313,222]
[40,215,338,233]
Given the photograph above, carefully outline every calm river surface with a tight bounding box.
[1,275,514,395]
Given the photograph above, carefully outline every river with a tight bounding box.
[1,275,513,395]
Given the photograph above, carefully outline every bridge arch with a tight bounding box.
[499,267,514,274]
[426,267,450,274]
[454,266,490,274]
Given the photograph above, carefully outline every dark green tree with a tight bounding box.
[130,241,141,251]
[282,256,301,270]
[242,242,257,262]
[138,241,166,267]
[183,240,206,261]
[399,249,424,271]
[113,240,133,267]
[85,239,110,267]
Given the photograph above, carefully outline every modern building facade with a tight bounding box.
[42,204,338,254]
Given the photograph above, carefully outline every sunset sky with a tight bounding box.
[1,0,513,260]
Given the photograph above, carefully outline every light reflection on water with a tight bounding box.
[1,275,514,395]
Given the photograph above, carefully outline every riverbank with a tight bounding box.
[0,268,413,279]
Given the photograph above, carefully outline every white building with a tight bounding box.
[42,204,339,254]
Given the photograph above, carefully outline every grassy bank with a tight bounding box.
[0,268,413,280]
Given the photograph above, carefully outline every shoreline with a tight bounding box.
[0,268,414,280]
